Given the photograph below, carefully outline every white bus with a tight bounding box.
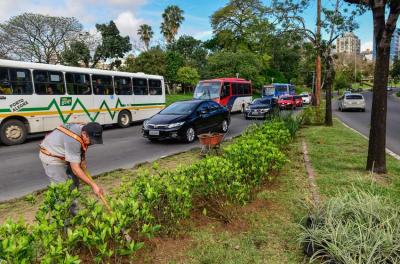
[0,59,165,145]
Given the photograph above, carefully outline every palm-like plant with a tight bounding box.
[137,24,154,50]
[160,5,184,44]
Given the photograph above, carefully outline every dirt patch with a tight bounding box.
[135,235,194,264]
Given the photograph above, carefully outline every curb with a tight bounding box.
[336,118,400,161]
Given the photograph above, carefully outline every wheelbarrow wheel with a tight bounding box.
[184,126,196,143]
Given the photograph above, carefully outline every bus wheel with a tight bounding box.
[117,111,132,128]
[0,119,27,146]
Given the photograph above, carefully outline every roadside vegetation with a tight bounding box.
[0,116,303,263]
[300,119,400,263]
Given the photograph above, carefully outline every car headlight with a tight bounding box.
[167,121,185,129]
[143,120,150,129]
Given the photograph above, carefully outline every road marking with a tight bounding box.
[336,118,400,161]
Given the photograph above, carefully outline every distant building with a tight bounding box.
[373,28,400,61]
[336,32,361,54]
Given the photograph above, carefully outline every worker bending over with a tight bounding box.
[39,122,104,214]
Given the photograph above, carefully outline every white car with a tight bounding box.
[338,93,366,112]
[300,92,312,104]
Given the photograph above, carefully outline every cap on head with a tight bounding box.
[82,122,103,145]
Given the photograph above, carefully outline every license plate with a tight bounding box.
[149,130,159,136]
[252,111,262,115]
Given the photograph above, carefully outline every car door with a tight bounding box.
[194,102,212,134]
[207,101,223,130]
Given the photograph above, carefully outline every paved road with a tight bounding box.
[334,89,400,156]
[0,115,263,201]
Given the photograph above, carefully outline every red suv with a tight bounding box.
[278,95,296,110]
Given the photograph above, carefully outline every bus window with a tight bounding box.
[114,76,132,95]
[0,68,33,95]
[133,78,148,95]
[149,79,162,95]
[93,75,113,95]
[232,83,239,95]
[66,73,91,95]
[34,70,65,95]
[245,83,251,95]
[221,82,230,98]
[0,68,12,95]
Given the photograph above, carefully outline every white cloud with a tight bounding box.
[361,41,373,52]
[114,11,144,41]
[0,0,148,25]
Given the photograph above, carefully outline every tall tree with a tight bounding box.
[273,0,357,124]
[61,40,91,67]
[63,22,131,69]
[167,35,208,76]
[211,0,268,51]
[137,24,154,50]
[160,5,185,44]
[344,0,400,173]
[0,13,82,63]
[93,21,132,69]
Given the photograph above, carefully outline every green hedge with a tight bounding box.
[0,118,301,263]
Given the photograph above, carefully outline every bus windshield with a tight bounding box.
[194,82,221,99]
[263,86,275,96]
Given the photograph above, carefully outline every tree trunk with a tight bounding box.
[367,44,390,173]
[315,54,322,106]
[325,54,333,126]
[366,6,392,173]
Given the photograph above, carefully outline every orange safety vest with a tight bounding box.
[40,125,88,161]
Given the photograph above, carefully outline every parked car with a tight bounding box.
[143,100,230,143]
[300,92,312,104]
[338,93,366,112]
[244,98,279,119]
[293,95,303,107]
[387,86,393,91]
[278,95,296,110]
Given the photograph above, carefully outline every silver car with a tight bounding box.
[338,93,366,112]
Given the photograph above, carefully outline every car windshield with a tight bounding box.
[345,95,363,100]
[252,99,270,105]
[280,97,292,100]
[194,82,221,99]
[301,94,308,97]
[160,101,198,115]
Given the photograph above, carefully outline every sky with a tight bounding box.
[0,0,375,52]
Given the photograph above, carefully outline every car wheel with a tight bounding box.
[117,110,132,128]
[184,126,196,143]
[0,119,28,146]
[220,119,229,133]
[362,108,366,112]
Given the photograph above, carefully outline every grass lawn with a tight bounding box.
[302,119,400,201]
[166,94,194,105]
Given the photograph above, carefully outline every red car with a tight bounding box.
[278,95,296,110]
[293,95,303,107]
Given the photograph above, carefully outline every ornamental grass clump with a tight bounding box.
[301,190,400,264]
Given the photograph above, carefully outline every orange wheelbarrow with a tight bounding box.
[198,132,225,156]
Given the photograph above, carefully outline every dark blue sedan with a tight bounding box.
[244,98,279,119]
[143,100,230,143]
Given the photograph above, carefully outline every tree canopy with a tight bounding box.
[0,13,82,63]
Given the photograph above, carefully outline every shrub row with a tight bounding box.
[0,118,300,263]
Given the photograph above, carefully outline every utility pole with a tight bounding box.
[315,0,322,106]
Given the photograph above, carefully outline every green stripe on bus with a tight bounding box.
[0,99,164,123]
